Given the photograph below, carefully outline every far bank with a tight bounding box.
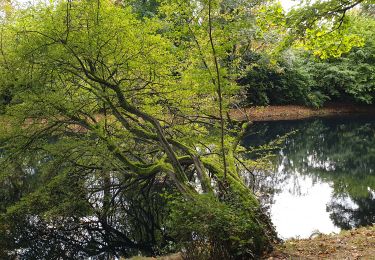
[230,103,375,122]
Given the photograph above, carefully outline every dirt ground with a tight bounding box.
[230,103,375,121]
[264,226,375,260]
[127,226,375,259]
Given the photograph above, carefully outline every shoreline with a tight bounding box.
[128,226,375,260]
[264,225,375,259]
[230,103,375,122]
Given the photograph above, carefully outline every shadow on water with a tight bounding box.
[243,115,375,238]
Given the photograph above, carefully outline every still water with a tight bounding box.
[243,116,375,239]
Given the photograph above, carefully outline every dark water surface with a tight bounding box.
[243,116,375,239]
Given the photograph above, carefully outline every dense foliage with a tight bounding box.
[0,0,372,259]
[240,4,375,107]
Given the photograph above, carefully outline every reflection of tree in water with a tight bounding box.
[327,192,375,230]
[244,116,375,230]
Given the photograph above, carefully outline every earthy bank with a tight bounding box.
[128,225,375,260]
[230,103,375,122]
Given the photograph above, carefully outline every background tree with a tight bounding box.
[240,2,375,107]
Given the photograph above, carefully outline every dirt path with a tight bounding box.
[265,226,375,260]
[230,103,375,121]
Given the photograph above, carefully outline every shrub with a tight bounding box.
[166,194,274,260]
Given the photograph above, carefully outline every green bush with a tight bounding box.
[239,60,326,107]
[240,45,375,108]
[166,194,273,260]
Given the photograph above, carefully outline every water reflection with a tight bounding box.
[243,116,375,238]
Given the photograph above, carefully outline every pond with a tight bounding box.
[242,115,375,239]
